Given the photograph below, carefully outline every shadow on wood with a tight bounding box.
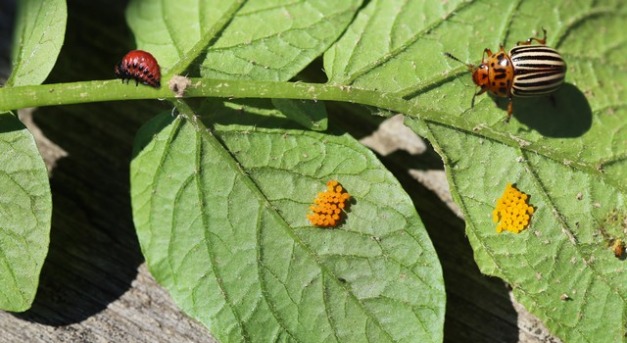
[14,104,145,325]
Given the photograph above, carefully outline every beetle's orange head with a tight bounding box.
[444,52,489,91]
[471,63,490,89]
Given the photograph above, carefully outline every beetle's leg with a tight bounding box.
[517,28,547,46]
[481,48,493,63]
[471,88,487,108]
[505,98,513,123]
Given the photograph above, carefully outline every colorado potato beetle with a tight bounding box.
[114,50,161,88]
[444,29,566,122]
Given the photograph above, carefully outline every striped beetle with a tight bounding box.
[444,29,567,122]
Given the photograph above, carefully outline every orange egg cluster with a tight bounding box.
[307,180,351,228]
[492,183,534,233]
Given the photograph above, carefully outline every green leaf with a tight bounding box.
[385,2,626,342]
[271,98,327,130]
[416,118,627,343]
[197,98,324,131]
[131,112,444,342]
[127,0,350,127]
[325,0,626,341]
[201,0,363,81]
[126,0,245,75]
[123,0,626,342]
[405,2,627,186]
[324,0,468,89]
[0,113,51,311]
[6,0,67,87]
[126,0,361,81]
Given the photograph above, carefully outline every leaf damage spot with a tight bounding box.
[611,239,625,259]
[168,75,192,98]
[595,208,627,259]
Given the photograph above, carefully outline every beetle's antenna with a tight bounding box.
[443,52,475,71]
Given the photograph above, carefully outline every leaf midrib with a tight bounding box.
[172,105,398,341]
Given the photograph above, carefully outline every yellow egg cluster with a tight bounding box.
[492,183,534,233]
[307,180,351,228]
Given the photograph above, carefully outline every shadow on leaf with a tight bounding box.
[495,83,592,137]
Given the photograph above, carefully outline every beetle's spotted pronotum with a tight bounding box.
[444,29,567,122]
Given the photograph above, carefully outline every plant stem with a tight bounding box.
[0,78,425,119]
[0,78,604,174]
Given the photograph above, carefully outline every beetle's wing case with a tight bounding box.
[509,45,566,97]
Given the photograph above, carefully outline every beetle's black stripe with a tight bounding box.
[515,62,565,69]
[514,56,565,65]
[509,45,566,96]
[513,71,565,96]
[513,51,563,60]
[515,58,565,68]
[516,71,565,82]
[514,47,563,54]
[511,46,565,63]
[514,53,564,62]
[515,75,564,88]
[510,45,561,54]
[515,64,564,72]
